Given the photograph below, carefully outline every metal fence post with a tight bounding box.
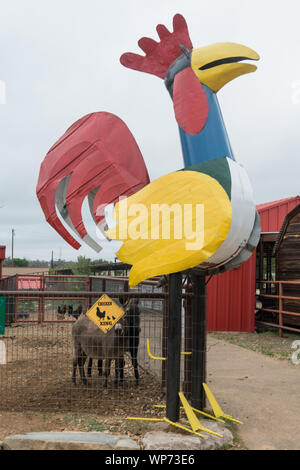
[191,273,206,410]
[166,272,182,422]
[161,284,168,391]
[183,277,192,400]
[279,282,283,338]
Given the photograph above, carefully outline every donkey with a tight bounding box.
[122,298,141,384]
[72,314,128,388]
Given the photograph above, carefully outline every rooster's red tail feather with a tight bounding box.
[36,112,150,251]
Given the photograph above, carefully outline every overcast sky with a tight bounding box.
[0,0,299,262]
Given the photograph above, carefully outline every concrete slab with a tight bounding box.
[2,432,139,450]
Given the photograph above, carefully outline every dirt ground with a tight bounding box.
[207,332,300,450]
[0,330,299,450]
[0,311,164,413]
[0,410,162,448]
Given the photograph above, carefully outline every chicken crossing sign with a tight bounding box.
[86,294,125,334]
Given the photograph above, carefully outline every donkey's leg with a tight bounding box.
[114,358,124,386]
[97,359,103,376]
[87,357,93,377]
[103,358,111,388]
[132,350,139,384]
[72,344,81,385]
[119,357,125,383]
[130,338,140,384]
[72,356,78,385]
[78,350,88,385]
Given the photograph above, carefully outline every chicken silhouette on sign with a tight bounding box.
[96,307,106,320]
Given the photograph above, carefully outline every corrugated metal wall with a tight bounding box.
[206,196,300,332]
[257,197,300,232]
[206,254,256,332]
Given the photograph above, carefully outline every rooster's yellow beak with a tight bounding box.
[191,42,260,92]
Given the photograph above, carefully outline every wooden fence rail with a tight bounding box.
[257,280,300,337]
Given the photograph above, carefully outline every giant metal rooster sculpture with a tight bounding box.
[37,14,260,287]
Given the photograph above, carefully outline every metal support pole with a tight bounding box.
[11,228,15,264]
[191,273,207,410]
[183,278,192,400]
[166,272,182,422]
[161,284,168,391]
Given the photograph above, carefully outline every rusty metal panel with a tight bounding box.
[0,246,5,260]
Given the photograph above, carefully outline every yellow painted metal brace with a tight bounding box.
[202,383,243,424]
[153,404,225,423]
[147,338,191,361]
[127,392,224,438]
[125,416,205,438]
[147,339,166,361]
[126,417,164,422]
[163,418,205,438]
[179,392,222,437]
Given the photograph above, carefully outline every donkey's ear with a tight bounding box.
[173,67,209,135]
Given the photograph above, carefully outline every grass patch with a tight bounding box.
[279,350,290,358]
[223,420,248,450]
[209,330,300,362]
[259,347,274,357]
[63,413,78,424]
[120,421,151,436]
[86,419,107,432]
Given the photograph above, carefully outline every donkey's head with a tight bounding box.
[114,314,129,337]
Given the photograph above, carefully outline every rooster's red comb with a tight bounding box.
[120,14,193,79]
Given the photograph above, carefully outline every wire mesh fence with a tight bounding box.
[0,275,194,416]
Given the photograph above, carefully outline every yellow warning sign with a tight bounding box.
[86,294,125,334]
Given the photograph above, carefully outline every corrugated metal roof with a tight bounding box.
[257,196,300,233]
[257,196,300,212]
[2,266,49,277]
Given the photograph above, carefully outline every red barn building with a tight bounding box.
[206,196,300,332]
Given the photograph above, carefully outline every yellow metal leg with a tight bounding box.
[125,416,205,438]
[202,383,243,424]
[153,404,225,423]
[164,418,205,438]
[147,339,191,361]
[179,392,222,437]
[147,339,166,361]
[126,417,165,422]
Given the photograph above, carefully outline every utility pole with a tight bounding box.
[11,228,15,264]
